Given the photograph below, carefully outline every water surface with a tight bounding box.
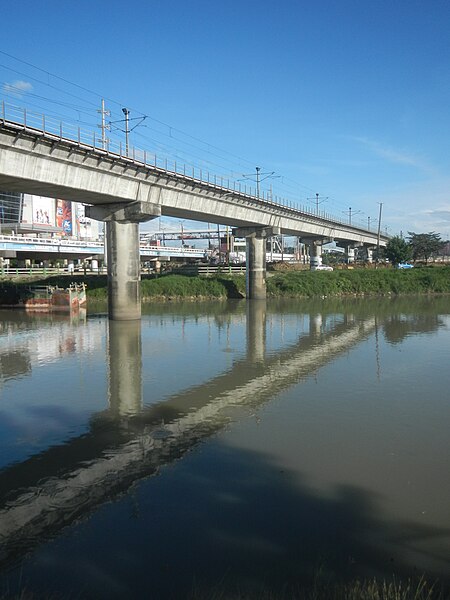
[0,297,449,598]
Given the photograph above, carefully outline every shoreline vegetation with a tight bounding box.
[2,576,447,599]
[1,265,449,303]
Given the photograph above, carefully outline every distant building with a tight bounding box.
[0,191,99,239]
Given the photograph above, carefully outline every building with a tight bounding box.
[0,191,99,240]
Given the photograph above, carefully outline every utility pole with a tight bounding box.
[97,99,110,149]
[343,206,361,225]
[217,223,221,263]
[368,216,371,230]
[122,108,130,157]
[376,202,383,266]
[307,193,328,214]
[108,109,146,158]
[241,167,278,199]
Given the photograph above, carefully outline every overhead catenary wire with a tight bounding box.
[0,49,364,222]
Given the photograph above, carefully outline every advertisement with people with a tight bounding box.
[56,199,72,235]
[21,194,56,228]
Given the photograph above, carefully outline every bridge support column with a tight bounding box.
[345,245,356,264]
[86,201,160,320]
[233,226,280,299]
[366,247,374,263]
[302,239,323,270]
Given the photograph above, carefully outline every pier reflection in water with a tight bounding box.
[0,297,449,598]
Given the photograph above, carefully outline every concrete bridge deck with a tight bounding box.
[0,106,389,317]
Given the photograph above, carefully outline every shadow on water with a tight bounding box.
[0,297,449,598]
[2,443,449,599]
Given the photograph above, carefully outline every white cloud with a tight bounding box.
[351,136,436,176]
[2,80,33,98]
[367,176,450,236]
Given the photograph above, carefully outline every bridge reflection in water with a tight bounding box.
[0,301,375,568]
[1,297,449,597]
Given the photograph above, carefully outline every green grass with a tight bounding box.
[267,266,450,298]
[3,576,445,600]
[188,575,446,600]
[0,267,448,302]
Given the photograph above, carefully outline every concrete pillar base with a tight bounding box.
[86,200,161,320]
[307,240,323,270]
[345,245,356,264]
[234,226,280,300]
[106,221,142,320]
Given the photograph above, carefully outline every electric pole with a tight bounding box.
[343,206,361,225]
[122,108,130,157]
[241,167,278,199]
[97,99,110,149]
[376,202,383,265]
[108,110,146,158]
[307,193,328,215]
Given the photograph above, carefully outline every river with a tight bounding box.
[0,297,449,598]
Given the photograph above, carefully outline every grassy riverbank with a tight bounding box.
[4,576,446,600]
[266,265,450,297]
[189,576,447,599]
[1,266,449,302]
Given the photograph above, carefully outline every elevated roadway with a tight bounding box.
[0,107,389,317]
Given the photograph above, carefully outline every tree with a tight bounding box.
[385,236,412,265]
[407,232,444,264]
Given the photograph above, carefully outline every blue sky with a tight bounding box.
[1,0,449,238]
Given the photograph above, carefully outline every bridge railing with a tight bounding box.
[1,101,377,233]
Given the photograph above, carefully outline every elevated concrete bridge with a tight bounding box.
[0,109,388,318]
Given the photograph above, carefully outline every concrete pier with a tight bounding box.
[86,200,160,320]
[345,244,356,264]
[234,226,280,300]
[106,221,141,320]
[308,240,323,269]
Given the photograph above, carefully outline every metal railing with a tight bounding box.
[0,101,375,232]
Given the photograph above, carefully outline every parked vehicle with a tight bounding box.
[396,263,414,269]
[313,265,334,271]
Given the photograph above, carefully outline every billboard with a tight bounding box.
[21,194,56,228]
[56,199,72,235]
